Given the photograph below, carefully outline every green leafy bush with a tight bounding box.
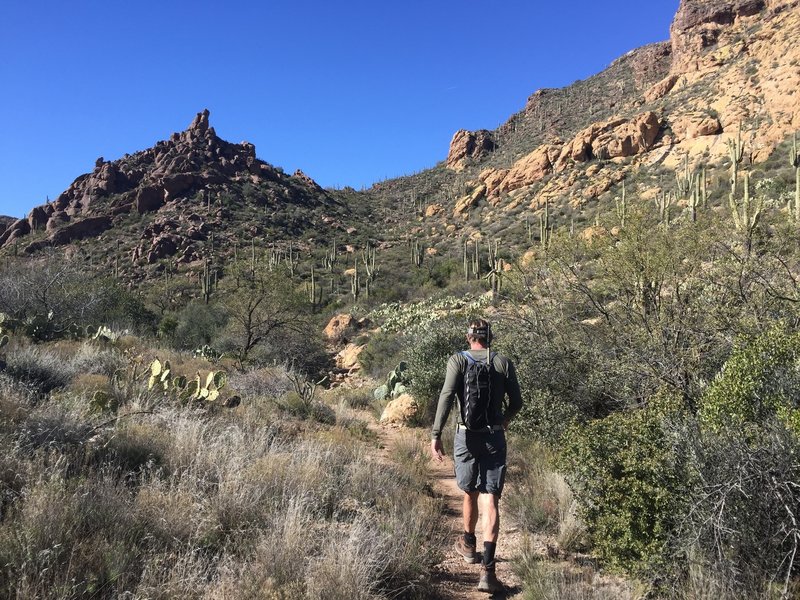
[405,315,466,424]
[699,328,800,435]
[563,390,693,575]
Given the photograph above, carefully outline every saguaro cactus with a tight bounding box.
[655,191,673,227]
[350,258,360,300]
[539,199,551,248]
[200,257,213,304]
[615,180,627,228]
[410,240,423,267]
[728,124,745,194]
[729,173,763,243]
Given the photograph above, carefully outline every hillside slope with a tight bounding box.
[369,0,800,249]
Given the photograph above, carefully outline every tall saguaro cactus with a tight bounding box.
[615,180,627,228]
[728,124,745,195]
[655,191,673,227]
[410,239,423,267]
[729,173,763,245]
[350,258,360,301]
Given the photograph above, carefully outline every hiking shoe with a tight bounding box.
[454,536,480,563]
[477,565,504,594]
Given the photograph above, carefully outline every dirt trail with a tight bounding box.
[374,420,522,599]
[427,448,523,599]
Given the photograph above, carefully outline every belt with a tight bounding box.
[456,423,503,432]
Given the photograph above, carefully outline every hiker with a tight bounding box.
[430,318,522,594]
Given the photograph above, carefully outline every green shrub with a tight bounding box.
[404,315,466,424]
[699,328,800,435]
[358,331,404,378]
[563,390,693,575]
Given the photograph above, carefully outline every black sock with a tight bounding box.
[464,531,477,546]
[483,542,496,567]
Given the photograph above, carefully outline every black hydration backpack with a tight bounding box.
[460,351,496,430]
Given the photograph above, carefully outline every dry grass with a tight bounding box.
[506,438,588,553]
[515,546,638,600]
[0,351,441,599]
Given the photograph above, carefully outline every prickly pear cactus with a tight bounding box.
[148,359,172,391]
[374,361,409,400]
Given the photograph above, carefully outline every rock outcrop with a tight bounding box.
[10,109,330,253]
[670,0,767,72]
[453,111,663,214]
[446,130,496,171]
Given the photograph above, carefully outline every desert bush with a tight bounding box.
[404,314,466,424]
[228,365,294,401]
[170,300,228,350]
[677,422,800,597]
[514,548,636,600]
[67,342,124,378]
[507,438,587,552]
[563,390,693,575]
[358,330,405,377]
[699,327,800,435]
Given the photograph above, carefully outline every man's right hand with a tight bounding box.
[431,438,445,462]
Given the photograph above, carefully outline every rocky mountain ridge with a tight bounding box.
[3,0,799,269]
[1,110,337,264]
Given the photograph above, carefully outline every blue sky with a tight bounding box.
[0,1,679,217]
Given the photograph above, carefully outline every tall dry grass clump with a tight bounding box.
[0,356,441,599]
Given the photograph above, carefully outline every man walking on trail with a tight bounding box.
[430,318,523,594]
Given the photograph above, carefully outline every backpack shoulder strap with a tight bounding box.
[460,351,476,364]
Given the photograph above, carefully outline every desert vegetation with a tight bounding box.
[0,323,441,598]
[1,130,800,599]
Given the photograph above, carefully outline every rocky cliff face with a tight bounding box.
[3,110,332,261]
[430,0,800,223]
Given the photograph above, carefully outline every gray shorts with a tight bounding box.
[454,428,507,496]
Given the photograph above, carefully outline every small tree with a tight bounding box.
[219,261,309,368]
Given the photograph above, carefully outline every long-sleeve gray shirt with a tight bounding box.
[431,349,523,439]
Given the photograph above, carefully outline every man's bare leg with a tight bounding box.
[463,491,479,533]
[479,493,500,543]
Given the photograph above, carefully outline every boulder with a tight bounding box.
[324,313,359,342]
[28,205,51,231]
[135,186,164,214]
[379,393,418,425]
[454,183,488,217]
[591,112,662,159]
[46,211,70,232]
[424,203,444,217]
[161,173,195,200]
[48,216,113,246]
[0,219,31,247]
[145,235,180,263]
[644,74,680,103]
[672,113,723,140]
[336,343,366,370]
